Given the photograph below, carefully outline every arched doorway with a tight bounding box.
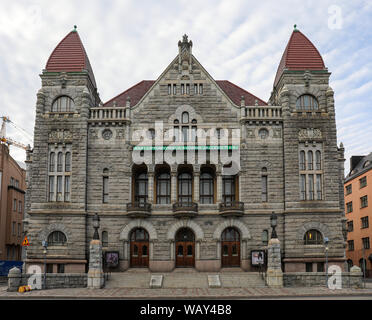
[175,228,195,267]
[221,227,240,267]
[130,228,149,267]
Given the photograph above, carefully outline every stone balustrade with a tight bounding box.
[89,107,130,122]
[241,106,282,120]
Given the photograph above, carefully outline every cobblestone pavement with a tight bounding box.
[1,285,372,299]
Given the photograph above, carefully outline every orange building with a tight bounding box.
[0,143,26,261]
[344,153,372,277]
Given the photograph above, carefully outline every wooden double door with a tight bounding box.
[175,228,195,267]
[221,227,241,267]
[130,228,149,267]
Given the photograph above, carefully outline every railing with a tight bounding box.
[90,107,130,121]
[219,201,244,216]
[242,106,282,120]
[126,202,152,217]
[172,202,198,217]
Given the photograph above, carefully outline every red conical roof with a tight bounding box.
[45,29,97,88]
[274,29,326,87]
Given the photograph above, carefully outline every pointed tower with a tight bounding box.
[25,27,99,273]
[270,26,346,272]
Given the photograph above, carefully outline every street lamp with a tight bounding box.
[42,240,48,290]
[324,237,329,286]
[270,212,278,239]
[93,213,100,240]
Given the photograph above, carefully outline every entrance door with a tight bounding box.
[175,228,195,267]
[221,227,240,267]
[130,228,149,267]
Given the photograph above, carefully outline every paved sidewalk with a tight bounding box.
[1,285,372,299]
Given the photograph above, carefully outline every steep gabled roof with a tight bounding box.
[45,29,97,88]
[103,80,267,108]
[274,29,326,87]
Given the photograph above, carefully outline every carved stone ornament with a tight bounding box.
[102,129,113,140]
[116,129,125,139]
[89,129,98,139]
[298,128,322,141]
[48,129,73,142]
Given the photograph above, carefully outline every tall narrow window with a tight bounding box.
[156,172,171,204]
[300,174,306,200]
[182,112,189,124]
[64,176,70,202]
[186,84,190,94]
[65,152,71,172]
[135,173,148,205]
[308,174,314,200]
[316,151,321,170]
[49,152,55,172]
[178,172,192,205]
[200,172,214,204]
[49,176,55,201]
[57,152,63,172]
[57,176,63,201]
[168,84,171,95]
[191,126,197,142]
[173,84,177,95]
[199,84,203,94]
[296,95,319,111]
[262,175,268,202]
[307,151,313,170]
[103,175,109,203]
[102,231,108,247]
[181,84,185,95]
[299,151,305,170]
[222,175,236,205]
[316,174,322,200]
[194,84,198,94]
[182,126,189,142]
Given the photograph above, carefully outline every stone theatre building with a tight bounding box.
[24,26,347,274]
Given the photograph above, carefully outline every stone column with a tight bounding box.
[171,166,177,203]
[147,164,155,204]
[8,267,22,292]
[193,165,200,202]
[216,165,222,203]
[87,239,104,289]
[266,238,283,288]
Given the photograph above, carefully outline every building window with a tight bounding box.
[296,94,319,111]
[348,240,354,251]
[156,171,171,204]
[315,151,321,170]
[173,84,177,95]
[300,174,306,200]
[360,176,367,188]
[49,176,55,201]
[306,263,313,272]
[51,96,75,112]
[103,169,109,204]
[181,84,185,95]
[57,152,63,172]
[308,174,314,200]
[64,176,70,202]
[346,201,353,213]
[46,264,53,273]
[178,172,192,205]
[194,84,198,95]
[307,151,313,170]
[18,201,22,213]
[182,126,189,142]
[57,264,65,274]
[199,84,203,94]
[261,168,268,202]
[186,84,190,94]
[304,229,323,245]
[345,184,352,195]
[13,199,17,211]
[102,231,108,247]
[347,221,354,232]
[134,172,148,205]
[168,84,171,95]
[182,112,189,124]
[299,151,305,170]
[65,152,71,172]
[361,195,368,208]
[317,262,324,272]
[49,152,55,172]
[362,237,370,249]
[259,128,269,139]
[56,176,63,201]
[12,222,16,236]
[222,175,236,205]
[262,230,269,246]
[17,223,21,237]
[200,170,214,204]
[47,231,67,246]
[361,216,369,229]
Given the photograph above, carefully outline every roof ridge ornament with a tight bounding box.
[73,25,77,32]
[178,34,193,74]
[294,24,298,32]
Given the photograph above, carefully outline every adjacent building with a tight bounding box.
[345,153,372,277]
[24,26,346,274]
[0,143,26,261]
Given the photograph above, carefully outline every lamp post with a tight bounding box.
[324,237,329,287]
[270,212,278,239]
[93,213,100,240]
[42,240,48,290]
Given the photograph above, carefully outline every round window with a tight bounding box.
[259,128,269,139]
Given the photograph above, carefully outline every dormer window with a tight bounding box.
[296,95,319,111]
[51,96,75,112]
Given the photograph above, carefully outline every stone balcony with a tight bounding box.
[172,202,198,218]
[126,202,152,218]
[219,201,244,217]
[89,106,130,124]
[241,106,282,121]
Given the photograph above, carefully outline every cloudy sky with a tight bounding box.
[0,0,371,173]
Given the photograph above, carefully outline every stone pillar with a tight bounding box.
[148,165,155,203]
[266,238,283,288]
[171,166,177,203]
[87,239,104,289]
[216,165,222,203]
[8,267,22,292]
[193,165,200,202]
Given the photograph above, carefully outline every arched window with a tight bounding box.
[47,231,67,246]
[156,170,171,204]
[316,151,321,170]
[65,152,71,172]
[262,230,269,245]
[221,227,240,241]
[49,152,55,172]
[182,112,189,124]
[103,168,109,203]
[304,229,323,245]
[51,96,75,112]
[296,95,319,111]
[299,151,305,170]
[261,167,268,202]
[200,171,214,204]
[130,228,149,241]
[307,151,313,170]
[57,152,63,172]
[178,172,192,205]
[102,231,108,247]
[135,172,148,205]
[175,228,195,242]
[222,175,236,205]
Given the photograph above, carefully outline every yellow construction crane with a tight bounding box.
[1,116,32,151]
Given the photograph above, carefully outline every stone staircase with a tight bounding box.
[105,268,266,289]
